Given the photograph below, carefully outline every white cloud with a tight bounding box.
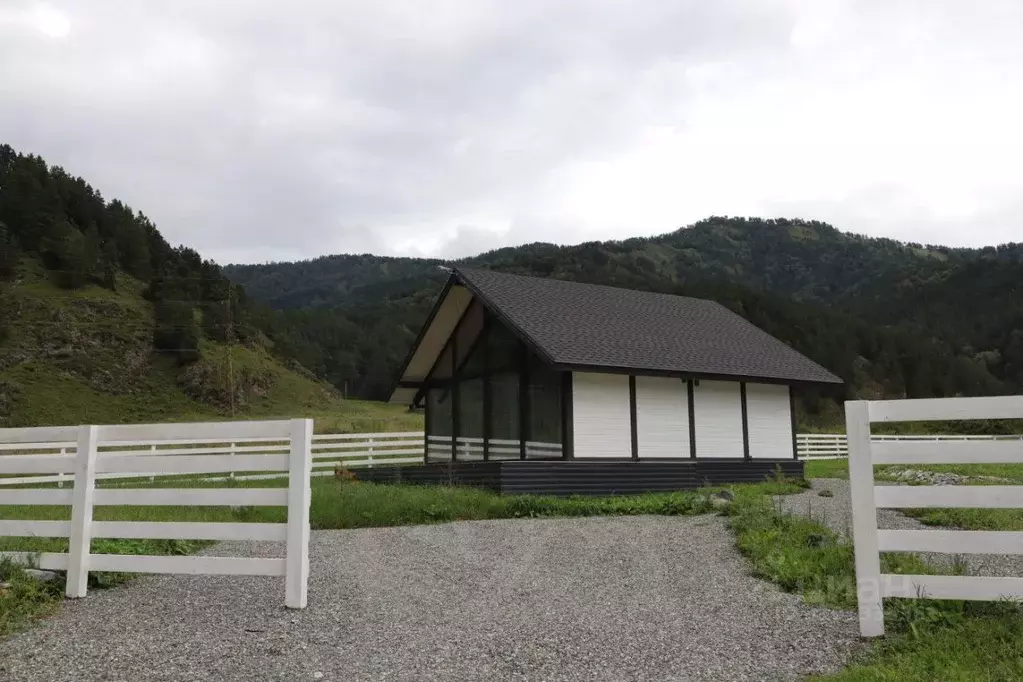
[0,0,1020,263]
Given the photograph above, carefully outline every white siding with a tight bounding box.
[746,383,794,459]
[693,380,744,458]
[572,372,632,458]
[635,376,690,458]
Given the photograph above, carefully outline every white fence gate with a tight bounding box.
[0,419,313,609]
[848,396,1023,637]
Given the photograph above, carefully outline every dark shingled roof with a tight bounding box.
[455,268,842,385]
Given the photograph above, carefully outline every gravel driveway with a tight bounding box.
[0,515,860,682]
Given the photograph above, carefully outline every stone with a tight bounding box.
[24,569,60,582]
[710,491,734,509]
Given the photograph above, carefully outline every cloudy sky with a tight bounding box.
[1,1,1021,264]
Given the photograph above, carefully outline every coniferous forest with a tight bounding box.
[0,144,253,361]
[3,143,1021,428]
[227,220,1023,424]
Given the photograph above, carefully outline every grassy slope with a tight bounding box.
[0,261,420,431]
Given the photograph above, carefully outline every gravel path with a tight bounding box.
[0,516,860,682]
[782,478,1023,577]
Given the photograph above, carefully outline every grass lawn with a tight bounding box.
[804,458,849,479]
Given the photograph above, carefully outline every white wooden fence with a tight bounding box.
[0,431,426,487]
[797,432,1023,459]
[0,419,313,609]
[848,396,1023,637]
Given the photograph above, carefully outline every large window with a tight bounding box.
[426,386,453,460]
[423,305,564,461]
[457,332,485,460]
[526,356,563,459]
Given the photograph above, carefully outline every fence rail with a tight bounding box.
[847,395,1023,638]
[0,431,427,487]
[796,432,1023,459]
[0,420,313,609]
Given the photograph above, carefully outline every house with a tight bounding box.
[380,268,842,495]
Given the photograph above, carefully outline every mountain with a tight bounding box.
[225,218,1021,425]
[0,143,418,429]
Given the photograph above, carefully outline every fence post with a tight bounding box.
[66,425,99,599]
[57,447,66,488]
[285,418,313,609]
[367,437,374,469]
[150,444,156,483]
[230,441,236,480]
[846,401,884,637]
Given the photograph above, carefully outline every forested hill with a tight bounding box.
[0,144,359,428]
[225,218,1023,423]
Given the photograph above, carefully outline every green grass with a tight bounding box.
[906,506,1023,532]
[817,604,1023,681]
[726,489,940,609]
[0,558,65,637]
[725,486,1023,681]
[805,459,849,479]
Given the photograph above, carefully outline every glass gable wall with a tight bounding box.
[421,302,564,462]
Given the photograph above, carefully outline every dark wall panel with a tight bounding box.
[349,459,804,497]
[355,462,502,492]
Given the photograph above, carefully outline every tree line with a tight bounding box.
[0,144,253,363]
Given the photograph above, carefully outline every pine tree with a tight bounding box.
[0,221,18,282]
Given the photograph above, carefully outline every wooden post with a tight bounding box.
[66,425,99,599]
[285,418,313,609]
[368,437,374,468]
[847,400,884,637]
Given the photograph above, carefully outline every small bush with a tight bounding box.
[0,559,65,637]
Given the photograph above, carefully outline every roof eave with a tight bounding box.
[385,273,458,403]
[546,361,844,387]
